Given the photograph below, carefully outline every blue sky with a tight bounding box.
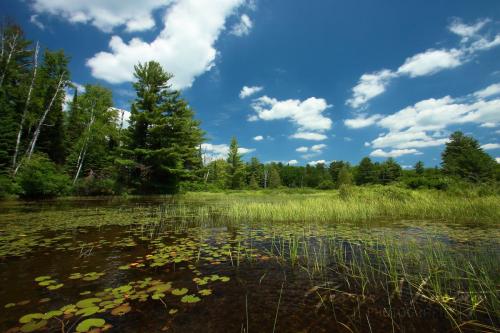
[3,0,500,167]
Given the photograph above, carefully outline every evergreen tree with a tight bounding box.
[0,23,33,171]
[337,166,353,187]
[125,61,204,193]
[442,131,496,182]
[355,157,376,185]
[415,161,424,176]
[378,158,402,184]
[329,161,347,183]
[268,164,281,188]
[226,137,245,189]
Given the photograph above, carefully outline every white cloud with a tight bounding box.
[30,15,45,30]
[449,18,490,42]
[290,132,328,141]
[30,0,169,32]
[346,18,500,108]
[253,135,264,141]
[308,160,327,166]
[346,70,396,108]
[496,157,500,163]
[296,146,309,153]
[87,0,246,89]
[230,14,253,36]
[344,114,383,129]
[370,148,420,158]
[371,130,449,149]
[481,143,500,150]
[287,159,298,165]
[474,83,500,99]
[250,95,332,140]
[480,122,499,128]
[201,142,255,162]
[240,85,263,99]
[311,144,327,152]
[397,48,463,78]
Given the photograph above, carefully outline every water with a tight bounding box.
[0,197,498,332]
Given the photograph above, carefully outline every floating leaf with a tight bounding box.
[4,303,16,308]
[47,283,64,290]
[199,289,212,296]
[75,318,106,332]
[171,288,188,296]
[168,309,178,315]
[42,310,63,320]
[111,303,131,316]
[34,276,51,282]
[19,313,43,324]
[76,298,102,309]
[76,306,100,317]
[20,319,47,332]
[180,295,201,303]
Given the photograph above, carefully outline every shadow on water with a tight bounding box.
[0,198,498,332]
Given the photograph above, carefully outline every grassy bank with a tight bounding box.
[179,185,500,224]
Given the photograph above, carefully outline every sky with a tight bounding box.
[2,0,500,168]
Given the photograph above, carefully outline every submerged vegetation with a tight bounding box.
[0,193,499,332]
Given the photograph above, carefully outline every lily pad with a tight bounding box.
[76,318,106,332]
[42,310,63,319]
[47,283,64,290]
[171,288,188,296]
[199,289,212,296]
[34,276,51,282]
[111,303,131,316]
[76,306,100,317]
[76,298,102,309]
[180,295,201,303]
[19,313,44,324]
[20,319,48,332]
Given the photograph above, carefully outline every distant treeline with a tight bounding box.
[0,22,498,198]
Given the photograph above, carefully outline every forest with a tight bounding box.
[1,23,499,199]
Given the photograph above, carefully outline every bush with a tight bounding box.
[317,180,335,190]
[0,174,20,198]
[17,154,70,199]
[74,177,117,196]
[339,184,353,200]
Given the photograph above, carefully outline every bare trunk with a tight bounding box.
[73,103,95,184]
[0,32,18,88]
[14,72,65,175]
[12,41,39,170]
[204,169,210,183]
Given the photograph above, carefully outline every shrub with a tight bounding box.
[74,177,117,196]
[0,174,19,198]
[339,184,353,200]
[317,180,335,190]
[17,154,70,199]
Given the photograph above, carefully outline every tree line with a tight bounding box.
[0,22,498,198]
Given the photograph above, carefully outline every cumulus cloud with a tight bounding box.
[346,70,396,109]
[296,146,309,153]
[287,159,298,165]
[496,157,500,163]
[30,0,170,32]
[396,49,463,78]
[370,149,421,158]
[344,114,383,129]
[230,14,253,36]
[240,85,263,98]
[289,132,328,141]
[307,160,327,166]
[346,18,500,108]
[347,84,500,152]
[250,95,332,140]
[201,142,254,163]
[86,0,246,89]
[474,83,500,99]
[481,143,500,150]
[253,135,264,141]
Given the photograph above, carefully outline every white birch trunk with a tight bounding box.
[12,41,39,170]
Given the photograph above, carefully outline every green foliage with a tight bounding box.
[337,166,353,188]
[378,158,402,184]
[0,174,19,198]
[442,131,496,182]
[17,154,69,198]
[226,137,245,189]
[268,165,281,188]
[73,177,117,196]
[415,161,424,175]
[355,157,377,185]
[124,61,204,193]
[317,180,335,190]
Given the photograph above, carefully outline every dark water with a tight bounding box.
[0,198,498,333]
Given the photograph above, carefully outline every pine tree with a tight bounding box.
[337,166,353,187]
[442,131,496,182]
[268,165,281,188]
[378,158,402,184]
[125,61,204,193]
[355,157,376,185]
[415,161,424,176]
[226,137,245,189]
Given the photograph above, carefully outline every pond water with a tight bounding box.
[0,197,498,332]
